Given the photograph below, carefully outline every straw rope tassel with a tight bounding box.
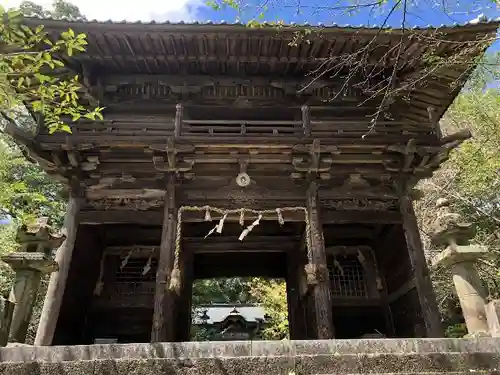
[168,209,183,294]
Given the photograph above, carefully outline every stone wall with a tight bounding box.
[0,338,499,375]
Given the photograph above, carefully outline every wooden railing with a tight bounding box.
[35,103,437,145]
[183,119,302,136]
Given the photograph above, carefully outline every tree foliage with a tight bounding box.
[0,2,102,134]
[0,0,87,345]
[19,0,86,21]
[249,278,289,339]
[192,277,254,306]
[0,138,65,225]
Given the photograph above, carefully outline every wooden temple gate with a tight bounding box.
[7,18,497,345]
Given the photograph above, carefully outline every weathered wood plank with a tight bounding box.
[34,197,82,346]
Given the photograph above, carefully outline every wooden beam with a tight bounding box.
[186,239,298,253]
[103,237,300,255]
[35,197,82,346]
[77,53,330,66]
[79,208,401,226]
[102,74,333,92]
[36,134,441,151]
[79,182,399,202]
[86,189,165,200]
[306,181,334,339]
[399,193,443,338]
[151,174,177,342]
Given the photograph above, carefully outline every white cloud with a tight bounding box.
[1,0,205,21]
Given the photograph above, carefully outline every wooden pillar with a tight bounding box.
[151,174,177,342]
[399,194,443,337]
[35,197,82,346]
[305,181,334,339]
[176,247,193,342]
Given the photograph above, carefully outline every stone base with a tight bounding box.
[0,338,499,375]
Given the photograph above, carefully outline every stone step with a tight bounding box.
[0,338,498,375]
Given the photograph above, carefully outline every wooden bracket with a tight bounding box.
[81,155,100,171]
[387,130,470,179]
[341,174,371,189]
[292,140,336,175]
[151,138,194,173]
[387,139,418,172]
[238,155,249,174]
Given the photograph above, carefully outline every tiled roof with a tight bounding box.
[192,304,266,325]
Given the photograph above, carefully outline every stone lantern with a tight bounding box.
[1,217,64,343]
[430,198,489,336]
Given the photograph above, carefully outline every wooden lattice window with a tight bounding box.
[328,255,368,298]
[115,256,158,283]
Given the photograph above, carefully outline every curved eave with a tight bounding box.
[22,18,499,125]
[23,17,500,36]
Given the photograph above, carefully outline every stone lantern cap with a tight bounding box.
[429,198,475,248]
[16,217,65,252]
[1,252,58,273]
[431,244,488,268]
[1,217,63,273]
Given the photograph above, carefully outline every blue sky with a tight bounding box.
[197,0,500,51]
[199,0,500,27]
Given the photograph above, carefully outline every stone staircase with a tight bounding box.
[0,338,498,375]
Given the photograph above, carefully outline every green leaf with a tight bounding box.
[60,124,72,133]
